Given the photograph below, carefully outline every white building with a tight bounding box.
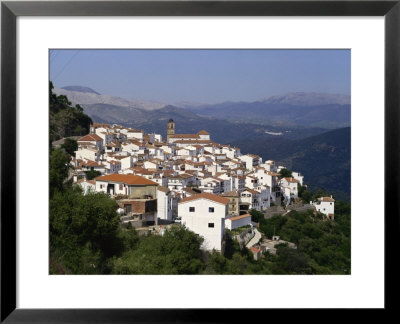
[311,196,335,220]
[77,133,104,151]
[178,193,229,251]
[74,179,96,195]
[280,177,299,204]
[225,214,252,230]
[75,147,101,162]
[292,171,304,186]
[157,186,173,221]
[94,174,158,197]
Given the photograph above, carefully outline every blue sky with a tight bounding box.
[50,49,350,104]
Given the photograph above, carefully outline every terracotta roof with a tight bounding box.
[170,134,200,139]
[250,246,261,253]
[197,130,210,135]
[244,188,260,195]
[106,142,121,147]
[284,177,299,183]
[173,140,214,145]
[319,197,335,202]
[92,123,110,128]
[81,160,102,167]
[75,179,96,185]
[94,174,158,186]
[178,193,229,205]
[183,187,199,195]
[78,134,102,142]
[227,214,251,221]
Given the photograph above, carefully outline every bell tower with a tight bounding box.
[167,119,175,143]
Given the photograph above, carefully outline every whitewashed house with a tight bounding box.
[79,159,106,174]
[75,147,101,162]
[94,173,158,197]
[126,129,144,141]
[280,177,299,204]
[311,196,335,220]
[168,173,197,192]
[292,171,304,186]
[225,214,252,230]
[74,179,96,194]
[77,134,104,151]
[178,193,229,251]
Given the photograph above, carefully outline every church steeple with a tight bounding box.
[167,119,175,143]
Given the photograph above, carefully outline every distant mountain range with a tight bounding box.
[54,86,165,111]
[54,87,350,129]
[262,92,350,106]
[83,103,327,143]
[186,93,350,129]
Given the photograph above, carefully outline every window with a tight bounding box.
[209,207,214,213]
[189,207,195,212]
[208,223,214,228]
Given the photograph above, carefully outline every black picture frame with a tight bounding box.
[1,0,399,322]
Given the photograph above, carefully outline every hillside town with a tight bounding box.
[67,119,335,254]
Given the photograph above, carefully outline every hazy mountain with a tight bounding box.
[82,102,328,143]
[61,86,100,95]
[53,87,165,111]
[186,93,350,129]
[230,127,351,201]
[262,92,350,106]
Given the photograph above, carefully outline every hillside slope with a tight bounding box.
[230,127,351,201]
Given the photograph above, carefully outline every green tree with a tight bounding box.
[279,168,292,178]
[61,138,78,156]
[112,225,204,274]
[85,170,101,180]
[50,189,120,274]
[49,148,70,197]
[298,184,313,203]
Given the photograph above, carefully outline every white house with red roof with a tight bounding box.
[75,147,101,162]
[79,159,106,174]
[74,178,96,195]
[94,174,158,197]
[311,196,335,220]
[238,154,262,171]
[240,188,263,211]
[77,133,103,151]
[225,213,252,230]
[197,130,210,140]
[280,177,299,204]
[178,193,229,251]
[96,131,115,145]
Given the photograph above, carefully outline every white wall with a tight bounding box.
[313,201,335,216]
[157,190,172,221]
[178,199,227,251]
[225,215,252,230]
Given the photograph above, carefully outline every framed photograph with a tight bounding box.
[1,0,398,321]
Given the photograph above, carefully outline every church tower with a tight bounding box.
[167,119,175,143]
